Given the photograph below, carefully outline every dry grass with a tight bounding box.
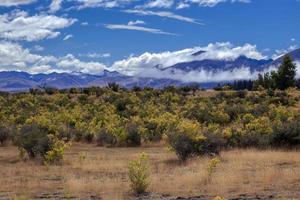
[0,143,300,200]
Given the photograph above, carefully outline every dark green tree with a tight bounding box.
[275,56,297,90]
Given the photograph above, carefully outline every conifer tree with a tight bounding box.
[275,55,296,90]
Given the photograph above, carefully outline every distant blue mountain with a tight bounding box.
[0,48,299,92]
[0,70,188,91]
[164,55,273,73]
[271,48,300,66]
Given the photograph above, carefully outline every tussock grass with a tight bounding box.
[0,144,300,199]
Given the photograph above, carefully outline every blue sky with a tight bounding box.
[0,0,299,75]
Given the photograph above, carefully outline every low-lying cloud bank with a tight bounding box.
[111,42,267,76]
[0,41,299,83]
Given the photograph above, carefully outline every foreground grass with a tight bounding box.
[0,143,300,200]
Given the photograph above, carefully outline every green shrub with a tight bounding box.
[201,128,225,155]
[96,128,117,147]
[166,120,222,161]
[125,123,141,147]
[83,132,94,143]
[128,153,150,194]
[17,124,52,158]
[271,120,300,147]
[72,129,85,142]
[167,130,195,161]
[0,124,10,146]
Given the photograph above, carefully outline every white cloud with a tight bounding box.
[75,0,137,9]
[81,22,89,26]
[0,41,56,73]
[0,0,35,7]
[49,0,63,13]
[138,0,174,9]
[124,9,203,25]
[87,53,111,58]
[291,38,296,42]
[0,41,107,74]
[0,10,76,41]
[63,34,73,41]
[272,45,298,59]
[57,54,107,74]
[128,20,145,26]
[295,61,300,79]
[2,40,297,82]
[111,42,267,82]
[80,52,111,58]
[33,45,44,52]
[105,23,177,35]
[184,0,250,7]
[176,2,190,9]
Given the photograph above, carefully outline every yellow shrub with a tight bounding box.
[128,153,150,194]
[207,157,221,176]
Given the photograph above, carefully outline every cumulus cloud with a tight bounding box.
[124,9,203,25]
[49,0,63,13]
[1,40,298,82]
[176,2,190,9]
[111,42,270,82]
[112,42,266,75]
[56,54,107,74]
[105,22,177,35]
[0,41,56,73]
[0,10,76,42]
[0,0,35,7]
[0,41,107,74]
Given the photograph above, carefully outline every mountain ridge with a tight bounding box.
[1,48,299,92]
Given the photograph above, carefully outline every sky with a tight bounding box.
[0,0,299,77]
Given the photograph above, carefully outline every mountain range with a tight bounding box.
[0,48,299,92]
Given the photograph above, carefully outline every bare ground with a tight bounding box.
[0,143,300,200]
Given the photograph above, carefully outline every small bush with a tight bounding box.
[17,124,52,158]
[207,157,221,176]
[167,131,195,162]
[0,125,10,146]
[96,128,117,147]
[271,120,300,147]
[83,132,94,143]
[44,136,71,165]
[210,111,230,125]
[125,123,141,147]
[241,116,273,147]
[128,153,150,195]
[166,120,223,161]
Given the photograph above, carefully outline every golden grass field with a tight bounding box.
[0,143,300,200]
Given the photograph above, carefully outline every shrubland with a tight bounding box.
[0,56,299,163]
[0,85,300,162]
